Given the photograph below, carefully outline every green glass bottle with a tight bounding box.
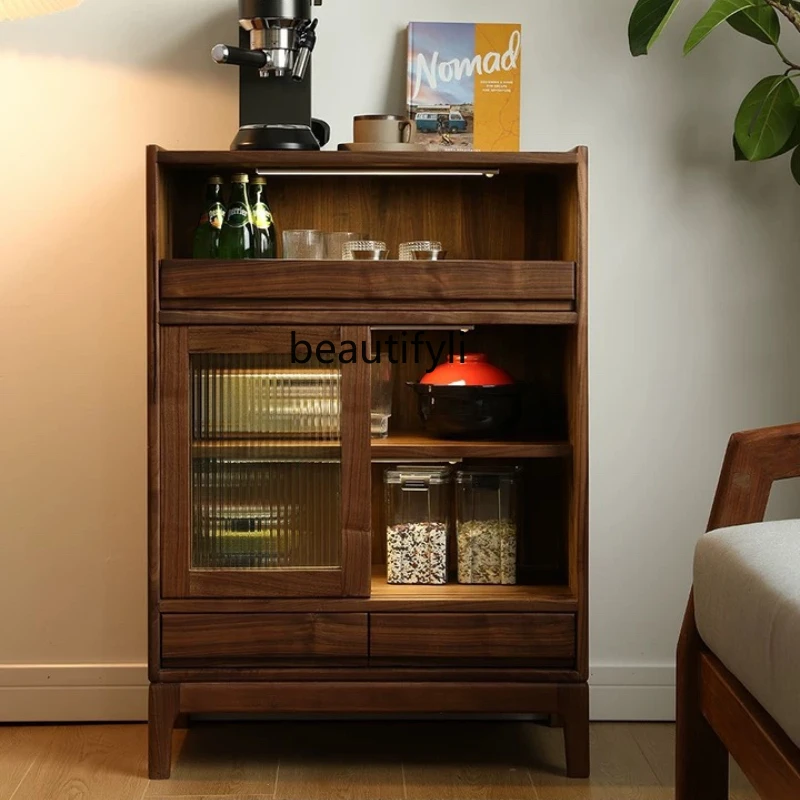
[192,176,226,259]
[248,176,277,259]
[218,173,254,260]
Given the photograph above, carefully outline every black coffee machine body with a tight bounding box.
[213,0,330,151]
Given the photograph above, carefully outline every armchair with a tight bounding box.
[677,423,800,800]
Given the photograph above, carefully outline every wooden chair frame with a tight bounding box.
[677,423,800,800]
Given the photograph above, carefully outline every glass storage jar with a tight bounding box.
[456,466,521,585]
[371,358,393,439]
[384,465,452,585]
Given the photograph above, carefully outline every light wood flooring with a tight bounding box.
[0,721,757,800]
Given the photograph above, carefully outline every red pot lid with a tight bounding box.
[420,354,515,386]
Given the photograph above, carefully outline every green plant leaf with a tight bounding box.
[727,5,780,45]
[629,0,684,56]
[792,146,800,185]
[733,133,748,160]
[684,0,757,54]
[735,75,800,160]
[772,118,800,158]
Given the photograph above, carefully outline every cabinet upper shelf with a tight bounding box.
[160,260,576,304]
[153,148,584,174]
[371,436,572,460]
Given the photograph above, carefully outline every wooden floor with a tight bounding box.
[0,721,757,800]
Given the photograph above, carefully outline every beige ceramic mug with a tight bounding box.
[354,114,413,144]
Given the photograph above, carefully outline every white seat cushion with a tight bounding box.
[694,520,800,748]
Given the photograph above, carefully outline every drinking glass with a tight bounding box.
[399,241,444,261]
[324,232,368,260]
[282,230,324,260]
[343,240,389,260]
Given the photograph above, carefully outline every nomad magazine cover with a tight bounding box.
[407,22,522,152]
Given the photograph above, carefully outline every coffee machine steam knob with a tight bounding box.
[292,18,318,82]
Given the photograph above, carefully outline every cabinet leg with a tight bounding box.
[149,683,180,780]
[560,683,590,778]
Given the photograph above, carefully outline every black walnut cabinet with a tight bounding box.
[147,146,589,779]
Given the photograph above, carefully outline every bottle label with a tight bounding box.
[209,203,225,230]
[252,202,273,230]
[225,203,250,229]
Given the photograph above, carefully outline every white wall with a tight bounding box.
[1,0,798,721]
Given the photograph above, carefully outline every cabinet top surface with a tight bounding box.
[150,147,586,172]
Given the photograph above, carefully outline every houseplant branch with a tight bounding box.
[764,1,800,35]
[629,0,800,184]
[771,37,800,70]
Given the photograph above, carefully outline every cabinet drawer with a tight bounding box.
[369,613,575,665]
[162,614,368,666]
[160,260,576,303]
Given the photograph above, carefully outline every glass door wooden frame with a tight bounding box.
[159,325,372,599]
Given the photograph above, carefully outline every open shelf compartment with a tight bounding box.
[372,325,569,443]
[153,151,581,264]
[368,324,572,592]
[371,457,571,591]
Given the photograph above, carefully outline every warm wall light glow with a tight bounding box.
[0,0,81,21]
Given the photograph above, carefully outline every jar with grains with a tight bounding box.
[456,466,521,585]
[384,465,452,585]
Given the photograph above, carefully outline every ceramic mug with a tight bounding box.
[353,115,413,144]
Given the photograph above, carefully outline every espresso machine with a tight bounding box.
[212,0,330,151]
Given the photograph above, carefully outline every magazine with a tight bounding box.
[407,22,522,152]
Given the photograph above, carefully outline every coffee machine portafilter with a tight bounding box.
[212,0,330,151]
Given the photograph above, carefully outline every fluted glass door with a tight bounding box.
[191,353,342,571]
[159,326,371,599]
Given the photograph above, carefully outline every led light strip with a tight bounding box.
[371,459,464,465]
[370,326,475,333]
[254,169,499,178]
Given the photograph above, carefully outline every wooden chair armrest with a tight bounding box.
[707,423,800,531]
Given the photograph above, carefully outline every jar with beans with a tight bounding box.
[384,466,452,585]
[455,466,521,585]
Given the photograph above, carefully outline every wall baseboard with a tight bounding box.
[590,665,676,721]
[0,664,148,722]
[0,664,676,723]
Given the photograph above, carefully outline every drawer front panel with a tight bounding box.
[162,613,368,666]
[369,613,575,664]
[160,260,576,303]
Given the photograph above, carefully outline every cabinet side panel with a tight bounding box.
[341,326,372,597]
[562,149,589,679]
[147,146,164,680]
[160,326,191,599]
